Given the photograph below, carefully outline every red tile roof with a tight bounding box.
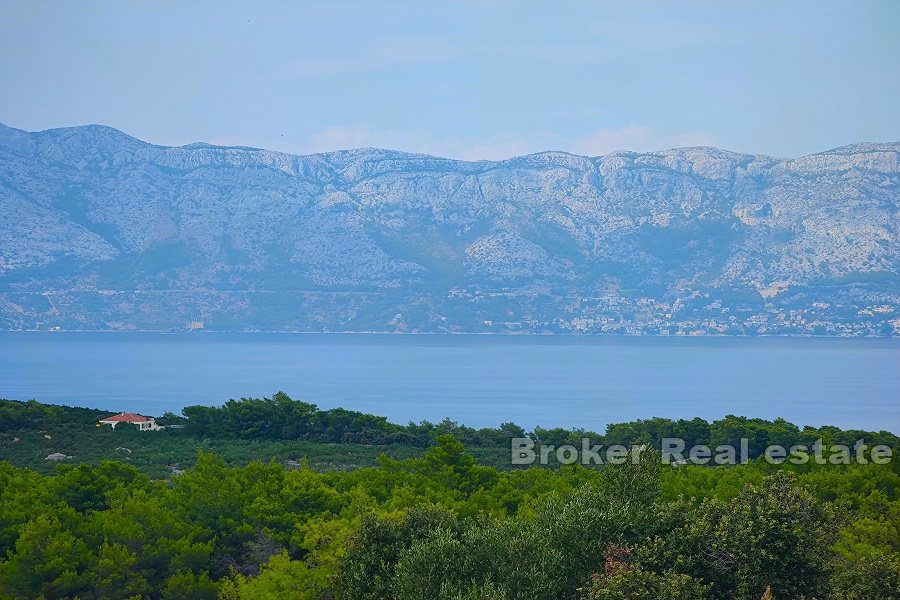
[99,412,154,423]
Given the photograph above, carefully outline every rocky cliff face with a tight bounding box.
[0,123,897,334]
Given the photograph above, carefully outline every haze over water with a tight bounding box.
[1,333,897,433]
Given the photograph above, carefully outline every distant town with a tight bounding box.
[471,291,900,337]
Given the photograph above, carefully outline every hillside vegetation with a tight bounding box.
[1,441,898,599]
[0,396,898,598]
[2,395,897,477]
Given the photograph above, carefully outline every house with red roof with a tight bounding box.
[98,412,160,431]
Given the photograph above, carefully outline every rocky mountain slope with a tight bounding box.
[1,123,897,334]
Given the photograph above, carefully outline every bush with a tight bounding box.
[828,553,900,600]
[582,566,710,600]
[338,506,461,600]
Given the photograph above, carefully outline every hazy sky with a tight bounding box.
[1,1,898,159]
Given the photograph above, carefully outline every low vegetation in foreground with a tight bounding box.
[0,396,898,599]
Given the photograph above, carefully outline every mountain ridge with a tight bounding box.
[4,120,898,163]
[0,122,897,335]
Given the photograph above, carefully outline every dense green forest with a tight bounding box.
[2,394,897,476]
[1,396,898,599]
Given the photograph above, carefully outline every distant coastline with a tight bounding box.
[3,328,899,338]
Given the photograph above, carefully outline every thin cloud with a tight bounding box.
[571,125,718,156]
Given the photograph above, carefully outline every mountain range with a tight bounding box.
[1,122,897,335]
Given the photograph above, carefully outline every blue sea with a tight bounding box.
[1,333,897,433]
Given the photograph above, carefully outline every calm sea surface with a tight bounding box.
[1,333,897,433]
